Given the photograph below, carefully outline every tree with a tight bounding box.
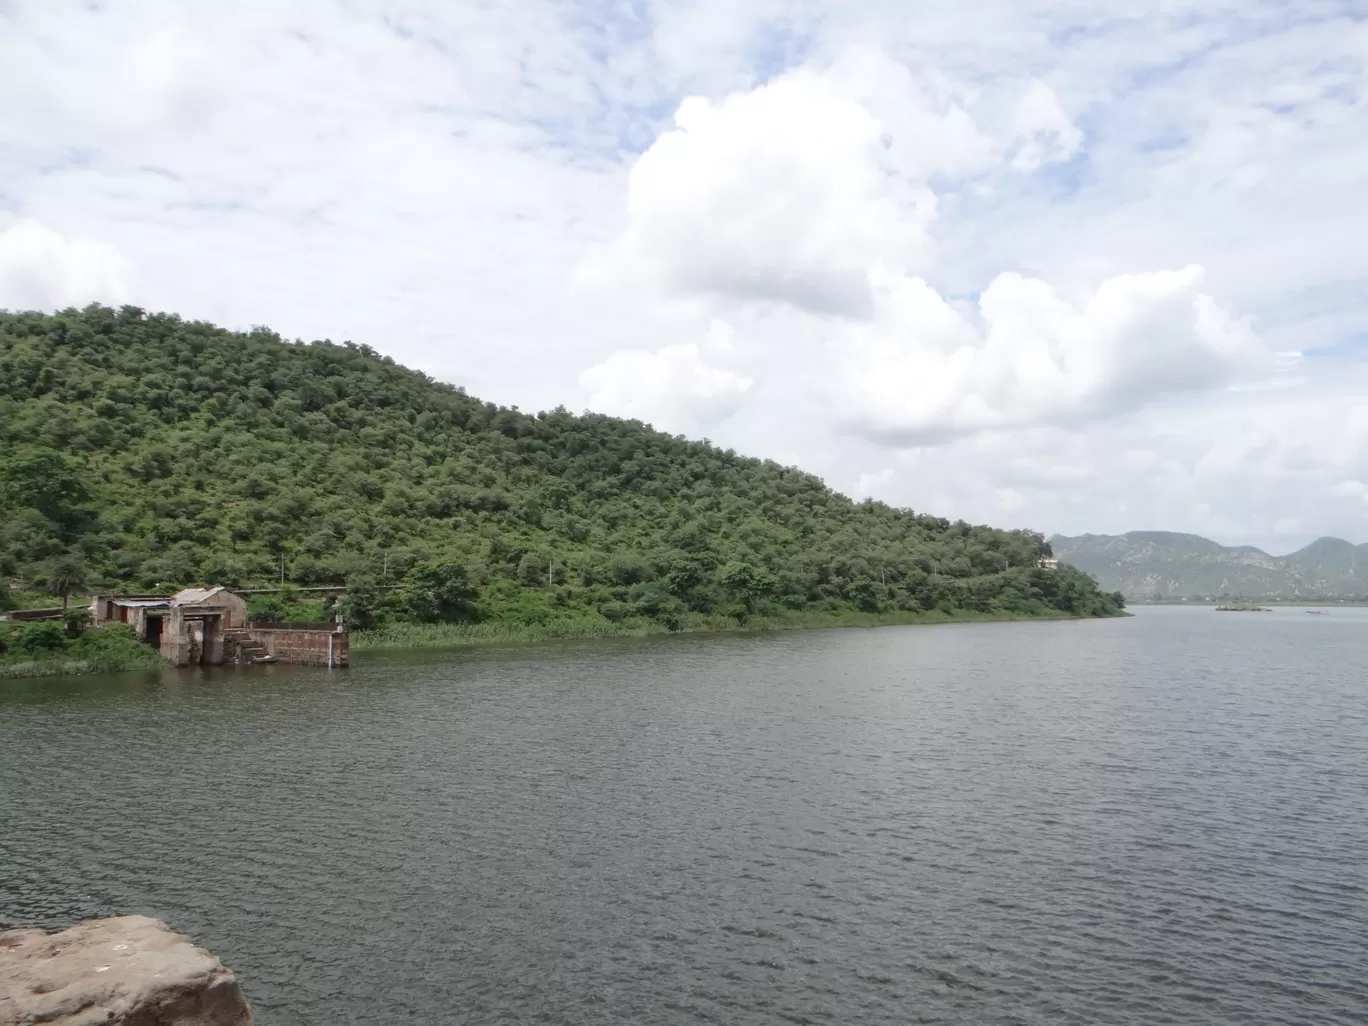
[38,554,88,610]
[845,576,882,612]
[339,573,382,630]
[517,552,550,586]
[719,560,773,612]
[662,554,708,598]
[1,447,90,521]
[400,560,476,623]
[64,607,92,637]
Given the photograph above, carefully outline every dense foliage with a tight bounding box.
[0,620,163,679]
[0,305,1124,629]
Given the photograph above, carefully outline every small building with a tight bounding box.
[1036,557,1060,571]
[91,587,248,666]
[90,586,347,668]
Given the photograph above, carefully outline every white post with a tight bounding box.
[328,632,334,669]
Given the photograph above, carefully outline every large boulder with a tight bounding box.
[0,915,252,1026]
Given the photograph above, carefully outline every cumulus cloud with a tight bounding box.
[599,57,1276,444]
[0,220,132,311]
[613,68,936,317]
[605,54,1087,320]
[832,264,1283,442]
[579,332,753,435]
[1007,79,1084,171]
[820,51,1083,179]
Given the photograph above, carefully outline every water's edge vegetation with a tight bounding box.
[352,606,1103,651]
[0,622,164,680]
[1,607,1108,679]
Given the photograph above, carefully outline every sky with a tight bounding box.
[1,0,1366,554]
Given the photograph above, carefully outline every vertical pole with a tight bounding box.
[328,633,334,669]
[279,551,285,585]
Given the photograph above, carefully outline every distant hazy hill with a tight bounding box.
[1050,531,1368,600]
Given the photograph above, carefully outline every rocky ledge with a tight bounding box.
[0,916,252,1026]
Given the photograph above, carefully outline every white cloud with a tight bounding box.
[832,264,1281,442]
[611,68,936,316]
[0,220,132,311]
[602,53,1087,319]
[1008,79,1083,171]
[597,60,1276,444]
[579,333,753,435]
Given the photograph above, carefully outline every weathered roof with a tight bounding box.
[109,599,172,608]
[172,586,227,605]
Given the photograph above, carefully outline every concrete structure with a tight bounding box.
[90,587,248,667]
[225,623,349,667]
[90,588,347,668]
[0,607,64,622]
[1036,557,1060,571]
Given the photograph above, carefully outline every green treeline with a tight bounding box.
[0,305,1124,635]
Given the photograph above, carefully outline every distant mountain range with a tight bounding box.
[1050,531,1368,600]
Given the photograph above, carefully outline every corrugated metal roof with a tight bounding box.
[172,586,226,604]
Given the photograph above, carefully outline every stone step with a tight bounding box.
[224,630,277,665]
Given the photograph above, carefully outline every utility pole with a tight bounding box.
[279,551,285,586]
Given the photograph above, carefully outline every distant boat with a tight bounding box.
[1307,609,1327,615]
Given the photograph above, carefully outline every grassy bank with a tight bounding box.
[352,606,1094,651]
[0,623,166,680]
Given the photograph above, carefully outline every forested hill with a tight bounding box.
[0,305,1123,627]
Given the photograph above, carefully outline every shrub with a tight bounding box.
[64,608,92,637]
[598,601,629,622]
[606,553,651,586]
[14,621,67,655]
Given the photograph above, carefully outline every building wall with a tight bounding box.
[245,627,349,667]
[215,592,248,629]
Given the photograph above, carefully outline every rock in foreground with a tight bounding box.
[0,916,252,1026]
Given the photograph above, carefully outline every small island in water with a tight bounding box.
[0,306,1125,679]
[1215,604,1271,612]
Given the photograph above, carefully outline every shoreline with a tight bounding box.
[0,607,1123,679]
[351,606,1122,652]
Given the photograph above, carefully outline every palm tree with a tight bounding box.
[40,555,88,610]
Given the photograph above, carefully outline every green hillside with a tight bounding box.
[1052,531,1368,601]
[1,305,1123,635]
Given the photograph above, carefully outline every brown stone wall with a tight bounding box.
[245,628,349,667]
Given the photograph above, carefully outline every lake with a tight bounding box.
[3,606,1366,1025]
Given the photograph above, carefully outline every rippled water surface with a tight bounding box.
[4,606,1367,1024]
